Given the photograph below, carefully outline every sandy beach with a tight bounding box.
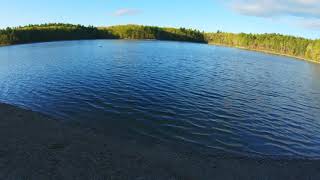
[0,102,319,180]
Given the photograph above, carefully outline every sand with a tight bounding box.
[0,102,319,180]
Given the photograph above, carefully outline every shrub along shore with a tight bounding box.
[0,23,319,63]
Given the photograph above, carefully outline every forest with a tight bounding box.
[103,25,205,42]
[205,32,320,62]
[0,23,204,45]
[0,23,319,62]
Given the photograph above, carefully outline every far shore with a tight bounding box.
[0,102,319,180]
[1,39,318,64]
[209,42,320,64]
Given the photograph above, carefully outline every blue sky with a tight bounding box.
[0,0,319,39]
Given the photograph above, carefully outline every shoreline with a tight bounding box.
[0,38,205,48]
[1,39,319,64]
[209,42,320,64]
[0,102,319,179]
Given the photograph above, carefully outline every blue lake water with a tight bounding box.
[0,40,320,158]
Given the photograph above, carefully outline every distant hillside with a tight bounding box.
[101,25,205,42]
[0,23,319,63]
[0,23,105,45]
[205,32,320,63]
[0,23,205,45]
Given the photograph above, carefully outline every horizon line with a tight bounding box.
[1,22,318,40]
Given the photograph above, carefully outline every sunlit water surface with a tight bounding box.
[1,40,320,158]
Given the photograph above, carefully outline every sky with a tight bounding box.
[0,0,319,39]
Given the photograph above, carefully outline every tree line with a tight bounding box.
[103,25,205,42]
[0,23,116,45]
[0,23,204,45]
[205,32,320,62]
[0,23,319,62]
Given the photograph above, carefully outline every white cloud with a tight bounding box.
[113,8,141,17]
[231,0,320,18]
[296,18,320,30]
[227,0,320,30]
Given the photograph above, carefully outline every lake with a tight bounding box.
[0,40,320,158]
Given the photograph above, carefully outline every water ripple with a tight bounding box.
[0,40,320,159]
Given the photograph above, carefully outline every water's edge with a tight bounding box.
[209,42,320,64]
[1,39,318,64]
[1,101,319,161]
[0,102,319,179]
